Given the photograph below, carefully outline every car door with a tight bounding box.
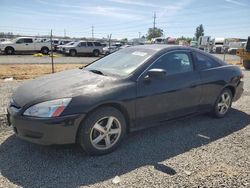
[86,42,94,53]
[15,38,25,51]
[23,38,34,51]
[136,50,202,127]
[77,42,86,53]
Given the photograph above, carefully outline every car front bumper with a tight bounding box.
[7,108,85,145]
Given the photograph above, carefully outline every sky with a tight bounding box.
[0,0,249,39]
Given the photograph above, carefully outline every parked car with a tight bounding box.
[0,37,51,55]
[7,45,244,155]
[57,41,75,53]
[63,41,103,56]
[55,40,73,51]
[190,41,198,48]
[103,45,119,55]
[227,42,246,55]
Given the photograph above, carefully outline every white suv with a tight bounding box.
[63,41,103,57]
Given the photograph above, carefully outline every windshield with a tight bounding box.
[85,47,154,76]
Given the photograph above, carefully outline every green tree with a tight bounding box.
[195,24,204,40]
[146,27,163,40]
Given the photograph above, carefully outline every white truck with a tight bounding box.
[0,37,51,55]
[198,36,211,52]
[212,38,225,54]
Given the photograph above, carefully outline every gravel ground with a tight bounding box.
[0,70,249,188]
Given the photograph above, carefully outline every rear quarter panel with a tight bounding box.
[199,65,241,110]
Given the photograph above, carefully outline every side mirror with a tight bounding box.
[145,68,166,80]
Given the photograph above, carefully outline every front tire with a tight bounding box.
[78,107,126,155]
[70,49,77,56]
[213,89,233,118]
[5,47,14,55]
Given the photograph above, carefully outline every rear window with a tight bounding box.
[24,38,33,43]
[94,42,102,46]
[195,52,221,70]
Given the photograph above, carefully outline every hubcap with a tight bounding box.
[90,116,121,150]
[217,92,231,114]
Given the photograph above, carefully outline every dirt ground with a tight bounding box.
[0,64,84,79]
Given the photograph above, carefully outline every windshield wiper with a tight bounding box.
[88,69,106,76]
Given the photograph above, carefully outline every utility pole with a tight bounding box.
[92,25,94,40]
[64,29,66,38]
[153,12,156,38]
[139,32,141,38]
[50,29,54,73]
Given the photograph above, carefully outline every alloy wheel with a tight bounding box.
[217,92,231,115]
[90,116,121,150]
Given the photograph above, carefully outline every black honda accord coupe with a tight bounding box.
[7,45,244,155]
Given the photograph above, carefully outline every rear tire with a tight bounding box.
[93,50,100,57]
[212,89,232,118]
[41,47,49,55]
[78,107,126,155]
[5,47,14,55]
[243,60,250,70]
[70,49,77,57]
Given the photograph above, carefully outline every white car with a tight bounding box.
[103,45,119,55]
[57,41,75,53]
[0,37,51,55]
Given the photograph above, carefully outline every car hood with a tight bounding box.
[12,69,117,107]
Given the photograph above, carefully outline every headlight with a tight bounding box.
[23,98,72,118]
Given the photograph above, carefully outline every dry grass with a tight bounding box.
[0,64,84,80]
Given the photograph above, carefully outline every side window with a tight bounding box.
[87,42,93,47]
[151,51,193,75]
[80,42,86,47]
[195,52,220,70]
[16,39,24,44]
[24,38,33,43]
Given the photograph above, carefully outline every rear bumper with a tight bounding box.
[233,81,244,102]
[7,110,85,145]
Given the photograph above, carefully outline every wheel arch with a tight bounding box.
[75,102,131,143]
[222,85,235,97]
[5,46,15,51]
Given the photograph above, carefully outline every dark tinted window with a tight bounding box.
[87,42,93,46]
[24,38,33,43]
[94,42,102,46]
[195,52,220,70]
[80,42,86,47]
[16,39,24,44]
[152,51,193,75]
